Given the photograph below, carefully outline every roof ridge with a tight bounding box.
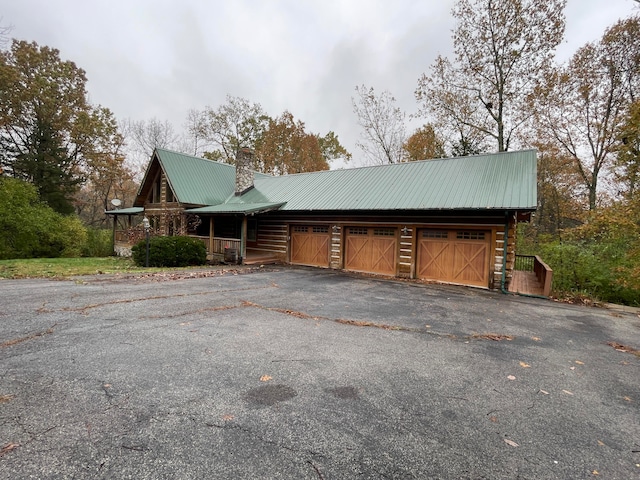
[256,149,538,178]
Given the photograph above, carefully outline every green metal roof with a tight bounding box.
[235,150,537,211]
[136,148,239,206]
[140,149,537,213]
[104,207,144,215]
[186,202,286,214]
[158,149,239,205]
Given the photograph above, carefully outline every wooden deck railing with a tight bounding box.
[116,232,241,253]
[211,237,241,255]
[185,235,241,255]
[514,254,553,297]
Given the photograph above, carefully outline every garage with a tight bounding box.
[290,225,330,267]
[345,227,397,276]
[417,229,490,287]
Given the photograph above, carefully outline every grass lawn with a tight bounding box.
[0,257,150,279]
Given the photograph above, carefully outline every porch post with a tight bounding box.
[209,217,214,256]
[241,216,248,263]
[112,215,117,256]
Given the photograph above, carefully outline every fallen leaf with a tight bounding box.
[507,375,516,381]
[597,440,605,446]
[575,360,584,365]
[539,389,549,395]
[425,325,431,328]
[504,439,519,447]
[592,470,599,475]
[623,396,632,402]
[519,361,531,368]
[0,443,19,456]
[531,336,541,342]
[222,414,234,421]
[562,390,574,395]
[0,395,13,403]
[103,384,111,388]
[260,375,272,382]
[489,416,498,423]
[569,366,576,370]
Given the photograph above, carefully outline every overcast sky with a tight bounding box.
[3,0,639,167]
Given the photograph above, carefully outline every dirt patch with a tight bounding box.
[471,333,514,341]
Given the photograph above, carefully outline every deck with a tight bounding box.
[508,271,545,296]
[509,255,553,297]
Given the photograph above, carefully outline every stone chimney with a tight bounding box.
[235,147,255,195]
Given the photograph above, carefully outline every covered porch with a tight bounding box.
[186,201,286,265]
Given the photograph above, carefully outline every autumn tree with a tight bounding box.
[0,40,122,214]
[402,124,446,161]
[616,100,640,200]
[534,15,640,210]
[416,0,566,153]
[256,111,350,175]
[200,95,270,163]
[75,108,138,226]
[352,85,406,165]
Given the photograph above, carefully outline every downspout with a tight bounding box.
[500,219,510,294]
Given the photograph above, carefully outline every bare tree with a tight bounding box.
[184,108,211,156]
[416,0,567,152]
[352,85,406,165]
[534,16,640,210]
[0,17,12,49]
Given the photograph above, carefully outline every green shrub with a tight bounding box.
[82,228,113,257]
[131,235,207,267]
[0,177,88,259]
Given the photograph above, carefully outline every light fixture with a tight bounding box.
[401,226,410,236]
[142,216,151,267]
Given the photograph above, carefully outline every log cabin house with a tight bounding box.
[107,147,551,295]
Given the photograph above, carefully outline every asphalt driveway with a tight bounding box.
[1,265,639,479]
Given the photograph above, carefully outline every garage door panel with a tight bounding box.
[417,240,452,279]
[452,242,488,285]
[345,227,397,276]
[291,226,329,267]
[418,230,489,287]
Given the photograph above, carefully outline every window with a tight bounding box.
[313,226,329,233]
[456,231,485,240]
[422,230,448,239]
[293,226,308,233]
[348,227,368,235]
[373,228,395,236]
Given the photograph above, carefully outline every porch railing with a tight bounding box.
[514,254,553,297]
[212,237,241,255]
[115,232,242,257]
[185,235,241,255]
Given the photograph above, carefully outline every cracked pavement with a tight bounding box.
[0,265,639,479]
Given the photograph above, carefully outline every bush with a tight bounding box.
[82,228,113,257]
[0,178,88,259]
[131,235,207,267]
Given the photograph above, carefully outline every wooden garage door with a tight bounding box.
[290,225,330,267]
[345,227,397,275]
[418,230,489,287]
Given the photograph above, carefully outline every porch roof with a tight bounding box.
[186,202,286,215]
[104,207,144,215]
